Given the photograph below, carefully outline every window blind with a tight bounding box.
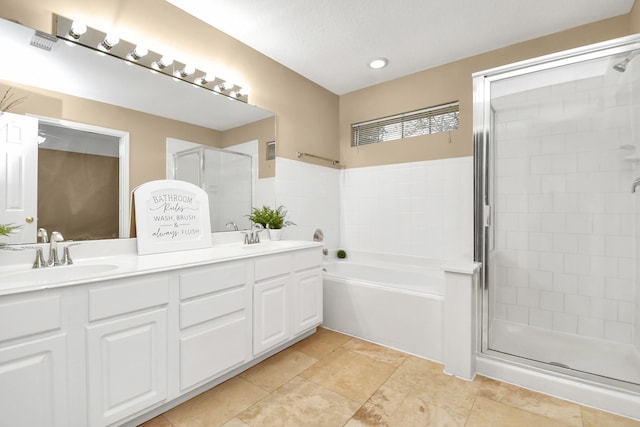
[352,101,459,146]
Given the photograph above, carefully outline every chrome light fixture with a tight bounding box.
[54,14,249,103]
[216,81,233,92]
[152,55,173,70]
[176,64,195,78]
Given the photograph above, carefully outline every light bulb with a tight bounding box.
[100,32,120,50]
[368,57,389,69]
[129,45,148,60]
[176,64,195,78]
[69,20,87,39]
[197,72,215,85]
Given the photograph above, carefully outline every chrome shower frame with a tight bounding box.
[473,34,640,392]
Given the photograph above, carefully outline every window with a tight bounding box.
[351,101,459,146]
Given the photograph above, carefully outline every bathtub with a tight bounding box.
[322,257,444,361]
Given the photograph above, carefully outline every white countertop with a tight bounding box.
[0,237,323,296]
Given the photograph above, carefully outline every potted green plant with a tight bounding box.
[0,224,19,248]
[248,205,295,240]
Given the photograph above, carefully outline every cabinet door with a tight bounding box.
[86,308,168,427]
[253,276,290,355]
[293,269,323,335]
[0,334,68,427]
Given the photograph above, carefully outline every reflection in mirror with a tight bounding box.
[173,146,252,232]
[0,17,275,243]
[38,121,125,241]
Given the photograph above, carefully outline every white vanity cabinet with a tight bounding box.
[0,242,323,427]
[253,249,323,356]
[177,261,252,392]
[85,274,170,427]
[0,292,69,427]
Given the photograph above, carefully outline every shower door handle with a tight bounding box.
[483,205,491,227]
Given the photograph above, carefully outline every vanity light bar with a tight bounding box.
[54,15,248,103]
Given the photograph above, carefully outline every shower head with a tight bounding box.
[613,50,640,72]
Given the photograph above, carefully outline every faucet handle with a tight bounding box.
[32,247,46,269]
[62,246,73,265]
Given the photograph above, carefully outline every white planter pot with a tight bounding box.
[268,229,283,241]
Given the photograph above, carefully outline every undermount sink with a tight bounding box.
[3,263,119,285]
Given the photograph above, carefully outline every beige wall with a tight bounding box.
[0,0,340,169]
[340,13,635,168]
[632,0,640,32]
[221,117,276,179]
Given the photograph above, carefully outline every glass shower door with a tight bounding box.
[476,39,640,387]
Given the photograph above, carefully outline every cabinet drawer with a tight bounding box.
[88,275,169,321]
[293,248,322,272]
[180,288,245,330]
[254,254,290,281]
[180,317,247,391]
[0,294,60,342]
[179,262,247,300]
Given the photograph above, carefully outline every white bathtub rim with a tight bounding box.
[327,250,447,269]
[323,273,445,298]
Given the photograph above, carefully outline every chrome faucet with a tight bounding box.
[632,177,640,193]
[242,223,264,245]
[32,230,73,268]
[48,231,65,266]
[226,221,239,231]
[37,227,49,243]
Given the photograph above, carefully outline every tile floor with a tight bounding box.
[140,327,640,427]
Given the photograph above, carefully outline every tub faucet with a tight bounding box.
[48,231,65,266]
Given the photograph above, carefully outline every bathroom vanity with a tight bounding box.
[0,239,323,427]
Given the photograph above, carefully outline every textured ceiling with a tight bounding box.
[167,0,634,95]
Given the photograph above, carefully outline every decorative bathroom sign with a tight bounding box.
[133,179,212,255]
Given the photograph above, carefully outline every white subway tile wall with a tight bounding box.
[274,156,473,264]
[274,158,341,251]
[339,157,474,261]
[492,69,638,345]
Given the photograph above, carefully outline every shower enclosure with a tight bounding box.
[173,146,252,232]
[474,35,640,391]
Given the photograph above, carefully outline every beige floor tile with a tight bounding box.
[238,376,360,427]
[342,338,408,367]
[162,377,268,427]
[386,395,466,427]
[240,347,318,392]
[582,406,640,427]
[300,347,397,403]
[347,384,466,427]
[138,415,174,427]
[477,378,582,427]
[346,384,409,426]
[220,418,250,427]
[292,327,352,359]
[466,396,570,427]
[384,355,461,395]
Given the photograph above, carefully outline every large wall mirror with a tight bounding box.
[0,17,275,244]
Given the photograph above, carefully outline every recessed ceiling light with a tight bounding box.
[368,57,389,69]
